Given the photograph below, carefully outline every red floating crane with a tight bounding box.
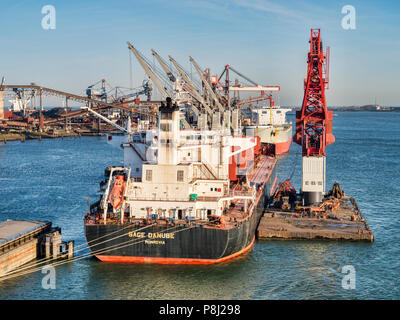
[294,29,335,205]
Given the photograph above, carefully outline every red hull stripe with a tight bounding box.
[95,236,256,265]
[275,136,292,155]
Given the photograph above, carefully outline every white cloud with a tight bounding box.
[231,0,303,19]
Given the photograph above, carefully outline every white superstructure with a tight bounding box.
[253,106,290,126]
[102,98,259,224]
[8,97,31,112]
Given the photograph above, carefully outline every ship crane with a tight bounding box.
[151,49,176,83]
[168,55,213,116]
[127,42,192,128]
[293,28,335,205]
[219,65,280,94]
[151,50,203,116]
[127,42,171,101]
[189,56,225,114]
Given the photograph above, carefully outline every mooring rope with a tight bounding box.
[0,221,158,278]
[0,221,164,278]
[0,224,194,282]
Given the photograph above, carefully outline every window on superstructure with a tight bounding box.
[146,170,152,182]
[177,170,184,182]
[160,123,171,131]
[161,112,172,120]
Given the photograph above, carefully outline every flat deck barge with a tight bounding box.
[0,220,51,277]
[257,196,374,242]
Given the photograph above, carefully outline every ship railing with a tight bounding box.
[126,195,222,202]
[100,170,114,213]
[126,196,192,202]
[198,164,217,180]
[229,188,256,198]
[201,158,219,179]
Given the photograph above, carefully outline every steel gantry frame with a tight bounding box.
[294,29,334,157]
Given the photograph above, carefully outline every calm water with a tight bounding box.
[0,111,399,300]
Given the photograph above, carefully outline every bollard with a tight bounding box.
[45,240,51,259]
[67,241,74,259]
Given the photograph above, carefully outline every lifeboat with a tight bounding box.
[108,175,126,209]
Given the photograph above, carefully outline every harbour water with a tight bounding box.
[0,111,399,299]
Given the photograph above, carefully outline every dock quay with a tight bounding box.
[0,220,74,277]
[257,196,374,242]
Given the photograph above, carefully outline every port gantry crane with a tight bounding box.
[294,29,335,205]
[216,64,280,114]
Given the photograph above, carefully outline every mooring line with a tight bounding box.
[0,224,193,282]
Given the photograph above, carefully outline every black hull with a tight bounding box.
[85,194,266,264]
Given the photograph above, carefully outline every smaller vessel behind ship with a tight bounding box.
[243,96,292,155]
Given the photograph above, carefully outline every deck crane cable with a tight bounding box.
[129,49,133,89]
[0,224,196,282]
[127,42,172,99]
[138,49,173,91]
[170,58,202,91]
[189,56,225,113]
[151,49,177,82]
[168,55,213,115]
[228,66,259,87]
[152,50,204,121]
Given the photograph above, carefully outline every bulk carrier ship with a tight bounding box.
[84,98,277,264]
[243,97,292,155]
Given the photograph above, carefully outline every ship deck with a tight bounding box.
[86,155,277,230]
[258,197,374,241]
[0,220,51,248]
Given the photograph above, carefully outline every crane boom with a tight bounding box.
[151,50,201,120]
[169,55,213,115]
[189,56,225,113]
[151,49,176,82]
[83,106,130,134]
[228,66,258,86]
[127,42,170,100]
[168,56,198,93]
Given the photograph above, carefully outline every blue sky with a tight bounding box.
[0,0,399,106]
